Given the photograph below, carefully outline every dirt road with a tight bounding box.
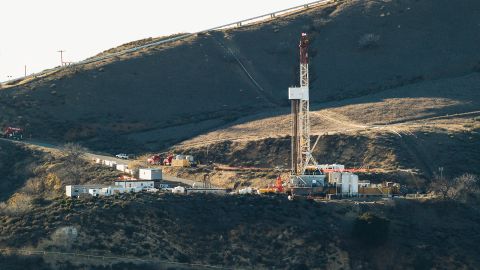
[0,138,204,188]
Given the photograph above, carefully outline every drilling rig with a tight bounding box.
[287,33,325,195]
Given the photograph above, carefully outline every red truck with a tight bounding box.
[147,154,174,166]
[3,127,23,140]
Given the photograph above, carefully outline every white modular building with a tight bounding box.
[139,168,162,180]
[186,188,228,195]
[116,164,129,172]
[66,185,106,197]
[114,179,154,190]
[103,160,117,167]
[89,188,102,197]
[101,186,126,196]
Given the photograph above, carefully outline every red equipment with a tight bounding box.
[147,155,162,165]
[3,127,23,140]
[275,176,284,193]
[163,154,174,166]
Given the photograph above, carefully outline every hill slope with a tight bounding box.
[1,0,479,153]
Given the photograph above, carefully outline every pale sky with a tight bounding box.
[0,0,314,81]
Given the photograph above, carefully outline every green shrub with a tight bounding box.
[352,212,390,245]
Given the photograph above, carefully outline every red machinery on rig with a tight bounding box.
[3,127,24,140]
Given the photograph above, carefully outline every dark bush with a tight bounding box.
[352,212,390,245]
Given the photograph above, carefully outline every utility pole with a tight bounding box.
[24,65,27,77]
[438,167,444,182]
[57,50,65,66]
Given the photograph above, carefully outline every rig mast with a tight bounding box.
[289,33,317,182]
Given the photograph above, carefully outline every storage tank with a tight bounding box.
[341,173,351,194]
[351,174,359,194]
[185,155,194,162]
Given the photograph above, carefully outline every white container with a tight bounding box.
[175,155,185,160]
[238,187,253,194]
[185,155,194,162]
[116,164,128,172]
[115,180,154,189]
[329,172,342,184]
[139,168,162,180]
[172,186,186,194]
[89,188,101,197]
[288,86,309,100]
[101,186,125,196]
[319,164,345,171]
[104,160,117,167]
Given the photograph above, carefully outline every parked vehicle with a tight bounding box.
[147,154,163,165]
[3,127,23,140]
[116,153,129,159]
[163,154,174,166]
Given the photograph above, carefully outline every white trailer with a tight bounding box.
[101,186,126,196]
[104,160,117,167]
[114,179,154,189]
[186,188,228,195]
[89,188,101,197]
[66,185,105,197]
[116,164,129,172]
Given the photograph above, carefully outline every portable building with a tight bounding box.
[116,164,128,172]
[89,188,101,197]
[139,168,162,180]
[66,185,106,197]
[104,160,117,167]
[101,186,126,196]
[114,179,154,189]
[186,188,228,195]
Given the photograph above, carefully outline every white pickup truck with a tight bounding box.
[115,153,129,159]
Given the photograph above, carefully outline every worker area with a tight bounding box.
[2,33,403,201]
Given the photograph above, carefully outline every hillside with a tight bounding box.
[2,1,480,269]
[0,145,478,269]
[0,0,479,153]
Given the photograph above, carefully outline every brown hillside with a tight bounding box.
[0,0,479,154]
